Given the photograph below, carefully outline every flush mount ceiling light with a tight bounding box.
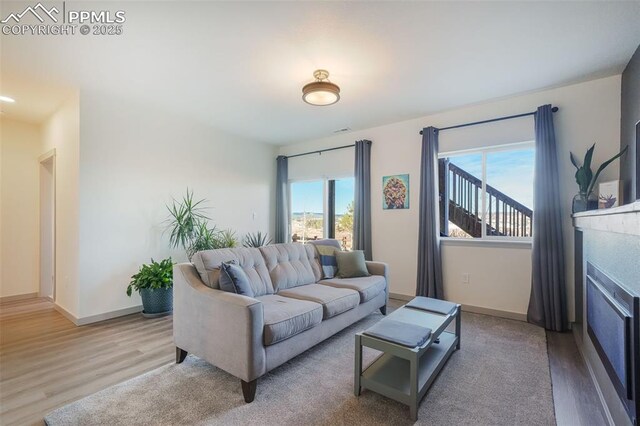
[302,69,340,106]
[0,95,16,103]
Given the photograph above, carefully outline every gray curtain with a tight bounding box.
[416,127,444,299]
[275,155,289,244]
[353,140,372,260]
[527,105,567,331]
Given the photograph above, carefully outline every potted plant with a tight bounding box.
[570,144,627,213]
[127,258,174,317]
[166,189,238,259]
[243,231,272,247]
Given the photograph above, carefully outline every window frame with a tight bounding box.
[288,175,354,242]
[438,140,535,242]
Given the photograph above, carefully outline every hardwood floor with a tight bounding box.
[0,298,607,425]
[0,298,173,425]
[546,330,608,426]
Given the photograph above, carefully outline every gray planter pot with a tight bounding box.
[140,287,173,315]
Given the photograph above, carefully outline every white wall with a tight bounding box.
[280,75,622,318]
[41,94,81,316]
[76,91,276,319]
[0,118,41,298]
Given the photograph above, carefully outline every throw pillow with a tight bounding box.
[308,239,342,278]
[219,261,254,297]
[335,250,370,278]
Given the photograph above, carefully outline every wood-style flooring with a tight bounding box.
[0,298,607,425]
[0,298,173,425]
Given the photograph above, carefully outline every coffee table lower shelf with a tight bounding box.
[359,331,458,416]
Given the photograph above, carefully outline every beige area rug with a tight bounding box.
[45,312,555,425]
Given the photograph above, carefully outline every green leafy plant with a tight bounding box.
[126,258,173,296]
[166,189,209,253]
[570,144,628,198]
[165,189,237,260]
[216,229,238,248]
[243,231,272,248]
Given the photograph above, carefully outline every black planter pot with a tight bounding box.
[140,287,173,317]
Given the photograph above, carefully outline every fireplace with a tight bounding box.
[587,262,640,424]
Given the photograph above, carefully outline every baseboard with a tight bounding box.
[54,303,143,326]
[0,292,38,303]
[54,303,80,325]
[461,304,527,322]
[572,326,615,426]
[389,293,526,321]
[77,305,143,326]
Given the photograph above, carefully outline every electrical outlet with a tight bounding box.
[462,273,470,284]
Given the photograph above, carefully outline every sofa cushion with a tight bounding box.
[191,247,274,296]
[219,261,254,297]
[335,250,370,278]
[319,275,386,303]
[278,284,360,319]
[308,239,342,279]
[257,295,323,346]
[259,243,322,291]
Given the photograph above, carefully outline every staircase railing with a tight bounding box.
[438,160,533,238]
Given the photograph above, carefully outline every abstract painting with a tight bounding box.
[382,174,410,209]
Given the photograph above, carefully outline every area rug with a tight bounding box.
[45,312,555,425]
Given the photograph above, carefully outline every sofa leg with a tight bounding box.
[241,379,257,403]
[380,305,387,315]
[176,347,188,364]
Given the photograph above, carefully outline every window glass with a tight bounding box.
[290,180,324,243]
[485,148,534,237]
[438,144,535,239]
[439,153,483,238]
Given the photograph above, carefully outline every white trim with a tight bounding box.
[389,293,527,321]
[439,140,535,158]
[440,238,532,249]
[572,327,615,426]
[54,303,144,326]
[0,292,38,303]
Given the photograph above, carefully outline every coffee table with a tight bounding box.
[354,298,461,420]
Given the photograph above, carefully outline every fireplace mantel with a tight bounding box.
[573,201,640,236]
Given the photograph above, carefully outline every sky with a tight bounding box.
[291,178,354,214]
[449,148,535,209]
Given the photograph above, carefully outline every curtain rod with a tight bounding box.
[283,144,355,159]
[418,106,559,135]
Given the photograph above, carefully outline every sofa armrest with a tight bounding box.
[366,261,388,279]
[173,263,266,382]
[366,261,389,304]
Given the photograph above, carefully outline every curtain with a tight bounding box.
[275,155,289,244]
[416,127,444,299]
[527,105,567,331]
[353,140,372,260]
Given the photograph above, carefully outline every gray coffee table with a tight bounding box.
[354,299,461,420]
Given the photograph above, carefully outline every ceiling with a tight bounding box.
[1,1,639,144]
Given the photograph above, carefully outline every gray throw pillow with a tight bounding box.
[219,262,254,297]
[335,250,370,278]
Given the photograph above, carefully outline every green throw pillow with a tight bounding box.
[335,250,370,278]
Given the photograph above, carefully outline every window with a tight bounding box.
[290,177,354,249]
[439,143,534,239]
[290,180,324,243]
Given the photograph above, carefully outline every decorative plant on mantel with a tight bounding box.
[569,144,627,212]
[165,189,238,260]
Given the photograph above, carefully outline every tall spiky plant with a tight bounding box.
[243,231,272,248]
[165,189,209,254]
[570,144,628,199]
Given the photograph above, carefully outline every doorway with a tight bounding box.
[39,150,55,301]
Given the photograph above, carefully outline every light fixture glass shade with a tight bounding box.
[302,70,340,106]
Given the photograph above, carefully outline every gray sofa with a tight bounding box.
[173,242,388,402]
